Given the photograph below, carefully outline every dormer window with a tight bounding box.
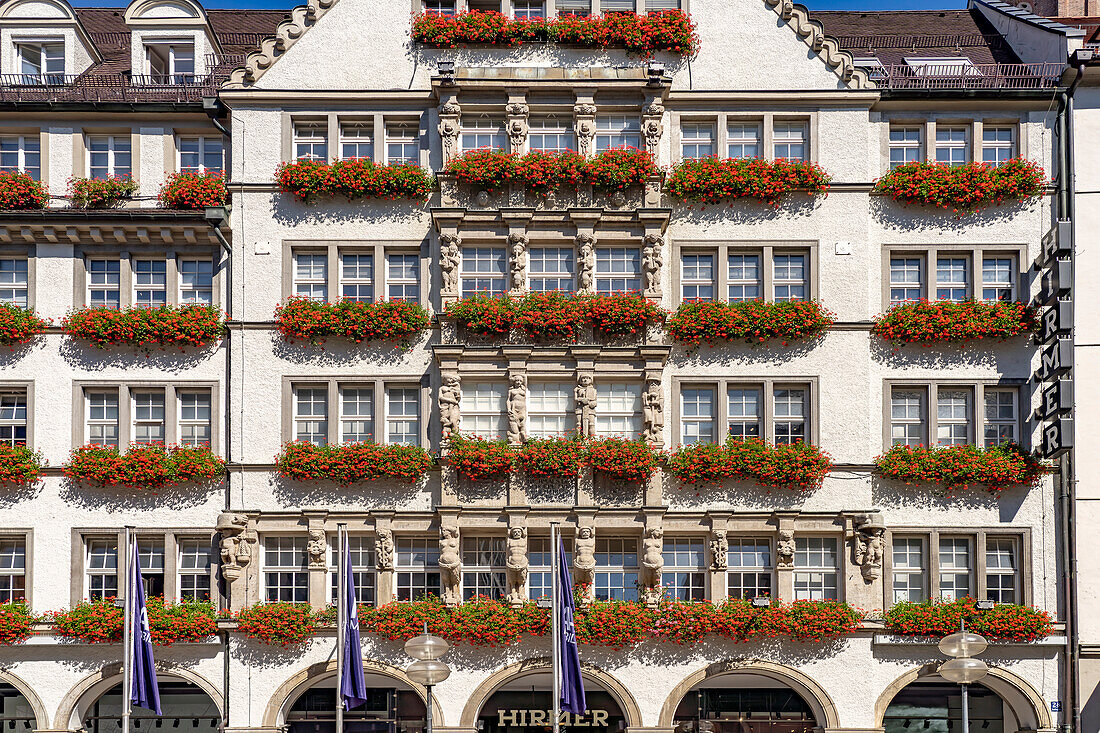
[144,42,194,84]
[16,42,63,84]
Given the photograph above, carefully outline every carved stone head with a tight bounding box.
[577,526,594,539]
[510,373,526,387]
[509,526,527,539]
[578,374,593,386]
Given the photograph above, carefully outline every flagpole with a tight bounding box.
[336,524,346,733]
[550,522,561,733]
[122,526,133,733]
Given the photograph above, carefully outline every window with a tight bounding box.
[890,388,925,447]
[983,389,1017,446]
[87,135,131,179]
[17,42,63,83]
[938,536,971,601]
[462,537,507,600]
[86,539,117,600]
[0,539,25,602]
[137,539,165,596]
[387,254,420,301]
[772,387,806,444]
[339,123,374,160]
[595,115,640,152]
[144,42,194,83]
[133,259,166,307]
[527,382,574,438]
[396,537,441,600]
[423,0,455,14]
[528,537,551,600]
[178,391,211,447]
[330,536,376,604]
[513,0,545,18]
[889,126,922,168]
[528,117,574,152]
[179,259,214,304]
[461,247,507,297]
[340,253,373,302]
[340,386,374,443]
[594,538,638,601]
[86,391,119,446]
[681,253,714,301]
[0,258,27,306]
[981,256,1015,301]
[680,122,714,159]
[178,136,223,174]
[529,247,574,292]
[772,254,806,301]
[595,246,640,294]
[596,382,641,438]
[891,537,926,603]
[386,124,418,164]
[555,0,590,15]
[294,253,328,300]
[264,536,309,602]
[88,259,121,308]
[889,257,923,303]
[727,254,761,301]
[982,126,1015,165]
[0,391,26,446]
[935,126,968,165]
[0,136,40,180]
[294,387,328,445]
[727,387,761,439]
[386,387,420,445]
[645,0,680,9]
[727,538,771,599]
[936,388,971,446]
[131,390,165,443]
[461,382,506,440]
[462,118,505,152]
[727,123,761,159]
[178,539,212,601]
[662,538,705,601]
[600,0,635,13]
[985,537,1018,603]
[890,384,1019,449]
[293,123,327,162]
[793,537,838,601]
[679,387,715,445]
[936,256,969,301]
[773,122,807,161]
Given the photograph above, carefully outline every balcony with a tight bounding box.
[874,62,1064,90]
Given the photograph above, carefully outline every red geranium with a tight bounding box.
[666,157,831,206]
[667,299,833,350]
[62,304,224,351]
[52,598,215,645]
[873,158,1045,214]
[584,437,658,482]
[64,443,225,489]
[275,441,431,484]
[0,172,47,210]
[274,298,429,348]
[0,604,33,645]
[276,159,433,203]
[668,438,831,490]
[237,603,315,646]
[69,176,136,209]
[446,435,515,481]
[885,597,1051,642]
[517,436,584,478]
[872,299,1035,345]
[158,172,227,210]
[874,443,1041,492]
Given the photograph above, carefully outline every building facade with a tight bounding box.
[0,0,1088,731]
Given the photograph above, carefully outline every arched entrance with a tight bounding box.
[475,671,627,733]
[284,673,427,733]
[78,681,220,733]
[668,672,821,733]
[0,682,38,730]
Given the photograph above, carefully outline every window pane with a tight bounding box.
[727,254,761,301]
[680,387,715,445]
[681,254,715,301]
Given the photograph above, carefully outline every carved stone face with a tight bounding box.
[578,374,593,386]
[577,526,594,539]
[510,373,526,387]
[509,526,525,539]
[443,374,459,386]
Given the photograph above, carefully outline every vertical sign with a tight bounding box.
[1034,221,1073,457]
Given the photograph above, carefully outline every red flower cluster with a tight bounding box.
[275,441,432,484]
[516,436,585,478]
[0,172,47,210]
[586,292,663,337]
[446,148,657,193]
[667,299,833,350]
[236,602,315,646]
[873,158,1045,213]
[158,172,228,210]
[63,304,224,351]
[68,176,137,209]
[872,299,1035,345]
[0,604,34,645]
[412,10,699,55]
[0,303,49,346]
[667,438,832,490]
[445,292,662,343]
[362,597,548,647]
[585,437,658,482]
[64,443,226,489]
[874,443,1042,493]
[665,157,831,206]
[275,159,433,203]
[884,597,1051,642]
[274,297,430,348]
[446,435,515,481]
[52,598,216,645]
[0,444,45,485]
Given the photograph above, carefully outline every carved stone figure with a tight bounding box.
[438,118,459,161]
[573,103,597,117]
[574,374,597,438]
[376,529,394,571]
[506,102,529,117]
[507,118,528,149]
[509,233,528,292]
[642,117,663,152]
[642,378,664,445]
[438,524,461,605]
[439,100,462,117]
[307,528,326,568]
[643,234,663,298]
[505,526,528,606]
[641,527,664,604]
[777,529,796,567]
[576,234,595,292]
[439,371,461,439]
[507,372,527,444]
[852,513,886,581]
[643,101,665,117]
[216,512,252,581]
[710,531,729,571]
[573,526,596,589]
[575,118,595,156]
[440,234,461,296]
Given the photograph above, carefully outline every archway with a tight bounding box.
[0,680,42,731]
[56,668,223,732]
[77,681,219,733]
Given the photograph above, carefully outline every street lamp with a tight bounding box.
[938,624,990,733]
[405,626,450,733]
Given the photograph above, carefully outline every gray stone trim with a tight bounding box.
[70,380,221,452]
[280,239,427,306]
[880,378,1028,452]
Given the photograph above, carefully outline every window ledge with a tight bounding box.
[872,632,1066,647]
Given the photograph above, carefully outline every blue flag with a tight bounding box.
[557,536,586,715]
[129,542,161,715]
[340,540,368,710]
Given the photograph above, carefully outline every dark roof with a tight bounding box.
[1054,16,1100,44]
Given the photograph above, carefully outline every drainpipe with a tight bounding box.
[203,97,232,140]
[204,207,232,513]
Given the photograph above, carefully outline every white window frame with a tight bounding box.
[595,381,642,438]
[86,135,132,179]
[0,135,41,180]
[886,382,1023,450]
[461,536,507,601]
[594,115,641,152]
[329,535,376,604]
[292,122,328,162]
[339,122,374,161]
[395,537,441,601]
[262,536,309,602]
[339,385,375,444]
[527,381,574,438]
[130,389,166,444]
[177,135,223,174]
[177,537,213,601]
[293,385,329,445]
[85,389,120,446]
[0,257,28,306]
[0,389,27,447]
[460,381,507,440]
[726,537,772,600]
[661,537,705,601]
[793,536,839,601]
[593,537,639,602]
[888,125,922,168]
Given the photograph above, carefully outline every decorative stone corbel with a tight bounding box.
[640,526,664,607]
[439,233,461,303]
[506,98,529,152]
[573,96,597,157]
[438,95,462,165]
[216,512,255,611]
[509,232,528,294]
[573,524,596,603]
[507,370,527,445]
[776,529,796,567]
[439,369,461,440]
[642,233,663,300]
[376,529,395,571]
[575,232,596,294]
[438,522,461,606]
[505,525,528,607]
[306,528,326,569]
[850,512,886,582]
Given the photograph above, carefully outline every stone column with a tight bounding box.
[438,93,461,166]
[438,232,461,307]
[641,96,665,157]
[640,514,665,607]
[375,521,396,602]
[573,515,596,605]
[775,513,798,601]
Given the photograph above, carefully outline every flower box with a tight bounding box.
[274,298,429,347]
[872,299,1034,345]
[585,293,663,339]
[412,10,699,55]
[52,598,216,645]
[445,148,657,194]
[64,443,226,489]
[665,157,831,206]
[0,444,45,486]
[275,441,431,484]
[446,434,515,481]
[667,299,833,350]
[873,158,1045,213]
[0,172,47,210]
[0,304,49,346]
[585,437,658,482]
[69,176,136,209]
[445,292,661,343]
[754,600,864,641]
[517,436,584,478]
[62,304,224,350]
[236,602,315,646]
[667,438,832,490]
[884,598,1051,642]
[874,443,1041,492]
[158,172,228,210]
[275,159,433,203]
[0,604,33,645]
[444,293,516,339]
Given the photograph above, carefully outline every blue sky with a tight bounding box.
[71,0,969,10]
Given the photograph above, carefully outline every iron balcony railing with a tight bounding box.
[873,62,1064,90]
[0,71,231,103]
